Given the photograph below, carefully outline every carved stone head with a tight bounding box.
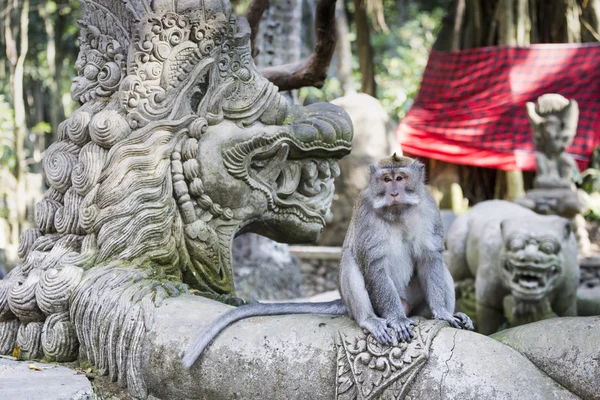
[526,93,578,156]
[499,215,575,301]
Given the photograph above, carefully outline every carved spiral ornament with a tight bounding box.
[54,189,85,235]
[36,264,83,315]
[72,143,107,196]
[0,269,22,321]
[17,322,43,359]
[41,312,78,362]
[89,110,131,148]
[18,229,41,261]
[43,141,80,193]
[8,269,45,323]
[35,199,62,234]
[60,111,92,146]
[0,320,19,354]
[98,62,123,92]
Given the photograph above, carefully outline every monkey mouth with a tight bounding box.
[223,132,350,224]
[503,260,561,300]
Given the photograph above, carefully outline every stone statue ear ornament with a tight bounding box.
[562,99,579,137]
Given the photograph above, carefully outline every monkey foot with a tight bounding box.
[434,312,464,329]
[360,317,394,345]
[453,312,475,331]
[386,317,416,343]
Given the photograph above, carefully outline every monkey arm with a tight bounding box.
[363,257,416,342]
[339,252,396,344]
[417,250,462,329]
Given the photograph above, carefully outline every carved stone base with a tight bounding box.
[139,295,585,400]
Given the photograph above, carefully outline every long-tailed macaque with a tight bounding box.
[182,154,473,369]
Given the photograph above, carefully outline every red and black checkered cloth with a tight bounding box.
[397,43,600,171]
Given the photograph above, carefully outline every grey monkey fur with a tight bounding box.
[182,154,473,369]
[446,200,579,335]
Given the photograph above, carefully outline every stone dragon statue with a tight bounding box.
[0,0,352,397]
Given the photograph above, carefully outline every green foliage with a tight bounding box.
[372,5,444,121]
[299,2,445,123]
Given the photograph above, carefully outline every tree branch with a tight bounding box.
[261,0,338,91]
[245,0,270,58]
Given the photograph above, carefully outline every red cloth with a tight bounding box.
[397,43,600,171]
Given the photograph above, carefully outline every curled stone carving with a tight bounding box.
[17,322,44,359]
[35,198,62,234]
[37,265,83,315]
[54,188,85,235]
[42,140,80,193]
[72,142,108,196]
[0,320,19,354]
[17,229,41,261]
[335,320,445,400]
[59,111,92,146]
[41,312,79,362]
[0,0,353,398]
[8,269,45,323]
[0,268,23,321]
[89,110,131,148]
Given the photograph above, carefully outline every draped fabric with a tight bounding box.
[396,43,600,171]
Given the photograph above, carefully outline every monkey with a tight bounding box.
[181,154,473,369]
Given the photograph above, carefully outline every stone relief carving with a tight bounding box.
[446,201,579,335]
[336,319,445,400]
[515,93,590,256]
[0,1,352,398]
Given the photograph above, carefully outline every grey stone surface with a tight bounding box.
[141,295,583,400]
[493,317,600,400]
[446,200,579,334]
[0,358,95,400]
[232,233,305,300]
[408,329,579,400]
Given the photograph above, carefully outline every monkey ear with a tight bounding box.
[369,165,377,175]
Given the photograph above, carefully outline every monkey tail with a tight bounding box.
[181,299,346,369]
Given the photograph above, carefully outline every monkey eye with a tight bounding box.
[396,176,403,182]
[383,176,392,183]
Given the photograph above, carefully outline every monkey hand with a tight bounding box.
[360,317,394,346]
[453,312,475,331]
[386,316,416,343]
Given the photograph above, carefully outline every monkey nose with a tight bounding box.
[390,192,399,197]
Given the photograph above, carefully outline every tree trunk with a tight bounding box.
[255,0,304,102]
[334,0,356,95]
[4,0,30,243]
[352,0,376,96]
[40,2,65,141]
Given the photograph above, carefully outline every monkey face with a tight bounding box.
[368,165,422,211]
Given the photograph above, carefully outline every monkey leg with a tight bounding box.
[365,260,416,343]
[417,251,463,329]
[339,254,393,345]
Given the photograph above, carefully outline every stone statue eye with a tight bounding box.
[383,176,392,183]
[84,65,100,80]
[508,237,525,251]
[396,176,403,182]
[540,240,559,254]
